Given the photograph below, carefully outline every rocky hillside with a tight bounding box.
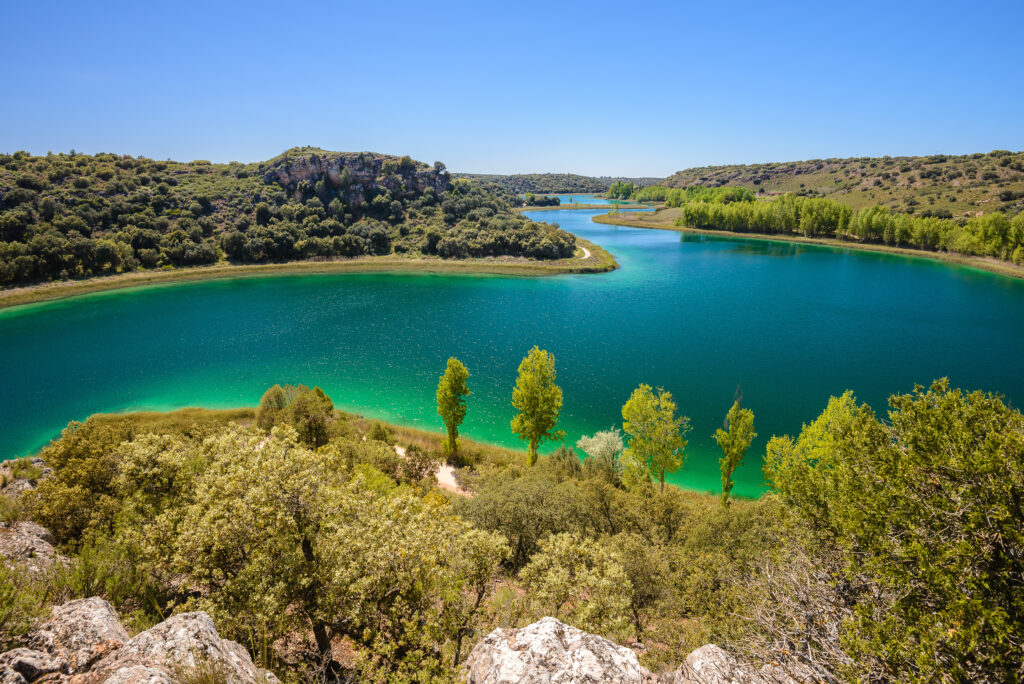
[0,147,576,287]
[663,150,1024,218]
[0,598,277,683]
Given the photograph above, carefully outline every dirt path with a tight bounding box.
[394,445,471,497]
[580,245,591,259]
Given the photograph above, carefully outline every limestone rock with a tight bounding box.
[0,521,67,575]
[92,612,279,683]
[663,644,796,684]
[465,617,656,684]
[28,598,129,673]
[102,665,173,683]
[0,648,66,682]
[0,458,50,500]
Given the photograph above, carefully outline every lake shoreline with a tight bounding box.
[0,237,617,311]
[592,212,1024,280]
[9,405,737,501]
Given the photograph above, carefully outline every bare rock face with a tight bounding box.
[0,458,50,500]
[0,521,67,575]
[0,648,66,682]
[663,644,796,684]
[465,617,656,684]
[262,150,449,208]
[91,612,278,683]
[0,598,278,683]
[28,597,130,673]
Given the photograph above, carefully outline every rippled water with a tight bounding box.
[2,209,1022,496]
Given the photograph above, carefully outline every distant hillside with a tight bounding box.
[663,151,1024,218]
[454,172,662,195]
[0,147,579,287]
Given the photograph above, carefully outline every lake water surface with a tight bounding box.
[2,209,1023,497]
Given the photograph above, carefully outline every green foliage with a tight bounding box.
[522,193,560,207]
[48,537,157,617]
[0,563,45,651]
[764,379,1024,681]
[453,173,660,195]
[254,384,334,447]
[633,185,755,205]
[436,357,470,461]
[607,181,635,199]
[510,347,565,465]
[367,420,394,445]
[663,151,1024,218]
[28,418,136,545]
[621,384,690,493]
[168,426,508,679]
[456,468,590,571]
[255,384,287,429]
[0,149,581,288]
[676,193,1024,262]
[713,401,756,507]
[519,532,631,636]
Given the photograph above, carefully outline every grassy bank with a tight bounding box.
[593,209,1024,280]
[0,238,617,311]
[78,405,525,468]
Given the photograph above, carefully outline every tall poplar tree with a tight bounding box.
[436,357,470,461]
[714,400,757,506]
[510,346,564,466]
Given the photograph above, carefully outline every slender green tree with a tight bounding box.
[713,400,757,507]
[436,357,470,461]
[510,346,564,466]
[621,384,689,493]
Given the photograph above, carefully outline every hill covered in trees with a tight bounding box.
[663,150,1024,219]
[0,148,578,287]
[454,172,662,195]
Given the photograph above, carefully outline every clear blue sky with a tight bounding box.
[2,0,1021,177]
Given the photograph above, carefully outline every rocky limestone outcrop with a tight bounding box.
[0,598,278,683]
[464,617,657,684]
[261,150,449,207]
[465,618,798,684]
[0,521,67,575]
[663,644,798,684]
[0,458,50,500]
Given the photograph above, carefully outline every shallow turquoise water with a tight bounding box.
[2,209,1023,497]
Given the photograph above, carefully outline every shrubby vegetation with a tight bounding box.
[522,193,560,207]
[662,150,1024,217]
[2,357,1021,682]
[0,149,577,286]
[677,193,1024,263]
[453,172,661,195]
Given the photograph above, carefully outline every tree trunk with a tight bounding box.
[659,472,665,493]
[448,425,459,460]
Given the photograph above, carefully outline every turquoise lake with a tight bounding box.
[2,208,1023,497]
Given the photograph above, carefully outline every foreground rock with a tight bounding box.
[465,618,798,684]
[0,521,67,574]
[664,644,798,683]
[465,617,656,684]
[0,598,279,683]
[0,457,50,500]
